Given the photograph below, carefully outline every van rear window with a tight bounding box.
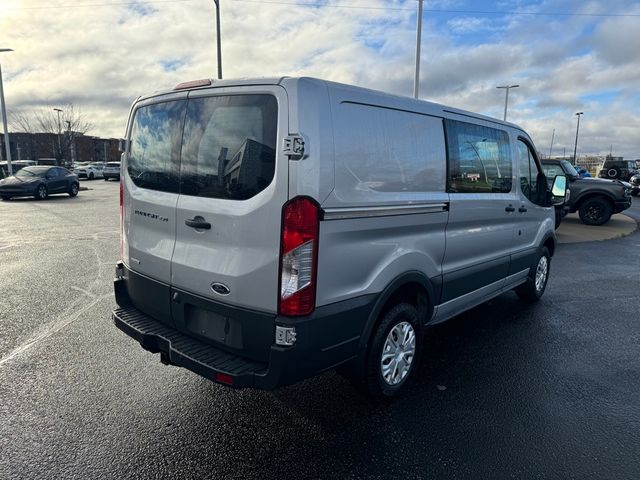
[128,100,186,194]
[180,94,277,200]
[127,94,277,199]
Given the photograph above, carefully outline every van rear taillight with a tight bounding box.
[279,197,320,317]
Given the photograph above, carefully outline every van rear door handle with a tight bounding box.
[505,205,516,212]
[185,217,211,230]
[518,206,528,213]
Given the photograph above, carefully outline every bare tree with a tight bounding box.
[9,104,94,165]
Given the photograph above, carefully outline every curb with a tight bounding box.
[556,213,638,244]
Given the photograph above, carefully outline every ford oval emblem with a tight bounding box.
[211,283,230,296]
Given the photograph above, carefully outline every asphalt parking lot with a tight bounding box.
[1,181,639,479]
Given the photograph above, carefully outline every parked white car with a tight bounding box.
[76,163,104,180]
[103,162,121,181]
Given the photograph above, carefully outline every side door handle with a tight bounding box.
[505,205,516,212]
[518,206,528,213]
[185,217,211,230]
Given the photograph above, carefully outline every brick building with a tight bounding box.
[0,132,123,165]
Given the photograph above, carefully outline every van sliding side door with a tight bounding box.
[440,119,518,312]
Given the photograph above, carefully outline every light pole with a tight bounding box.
[496,84,519,121]
[53,108,63,164]
[573,112,584,165]
[213,0,222,79]
[0,48,13,175]
[413,0,424,99]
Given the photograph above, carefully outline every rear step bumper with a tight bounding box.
[112,264,378,390]
[113,306,268,388]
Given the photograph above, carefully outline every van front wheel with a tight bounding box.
[516,247,550,303]
[364,303,421,399]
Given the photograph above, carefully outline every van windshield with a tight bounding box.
[127,94,278,199]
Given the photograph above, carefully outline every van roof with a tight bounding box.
[137,76,520,130]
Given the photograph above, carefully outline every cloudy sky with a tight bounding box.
[1,0,639,158]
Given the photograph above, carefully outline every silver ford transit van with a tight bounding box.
[112,77,566,397]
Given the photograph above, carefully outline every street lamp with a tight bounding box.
[213,0,222,79]
[0,48,13,175]
[53,108,63,164]
[496,84,519,121]
[413,0,424,99]
[573,112,584,165]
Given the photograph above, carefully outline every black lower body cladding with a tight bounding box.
[113,263,376,389]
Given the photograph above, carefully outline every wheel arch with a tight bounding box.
[356,272,437,359]
[572,191,615,210]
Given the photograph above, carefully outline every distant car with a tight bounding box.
[598,159,639,181]
[542,159,632,225]
[0,166,79,200]
[629,174,640,196]
[76,163,104,180]
[0,160,37,176]
[103,162,121,181]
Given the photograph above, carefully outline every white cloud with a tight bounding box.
[0,0,639,158]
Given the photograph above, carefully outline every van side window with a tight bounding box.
[517,140,545,205]
[180,95,277,200]
[445,119,512,193]
[335,103,445,193]
[128,100,187,194]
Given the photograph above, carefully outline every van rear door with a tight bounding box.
[169,87,287,344]
[122,93,187,325]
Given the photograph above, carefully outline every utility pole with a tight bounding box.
[54,108,63,164]
[413,0,424,99]
[573,112,584,165]
[213,0,222,79]
[549,128,555,158]
[0,48,13,175]
[496,84,519,121]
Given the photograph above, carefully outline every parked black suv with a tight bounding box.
[598,159,639,181]
[542,159,632,226]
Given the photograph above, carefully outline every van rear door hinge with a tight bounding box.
[283,134,306,160]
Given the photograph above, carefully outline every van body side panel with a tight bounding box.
[316,212,448,307]
[315,88,448,307]
[284,78,335,203]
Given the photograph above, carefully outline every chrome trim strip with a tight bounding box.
[322,203,449,220]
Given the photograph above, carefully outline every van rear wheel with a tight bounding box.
[362,303,421,399]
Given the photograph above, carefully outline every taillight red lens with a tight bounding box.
[279,197,320,316]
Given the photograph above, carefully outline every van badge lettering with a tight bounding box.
[134,210,169,222]
[211,283,230,296]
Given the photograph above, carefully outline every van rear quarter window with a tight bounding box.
[445,119,512,194]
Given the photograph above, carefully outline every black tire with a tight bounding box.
[1,196,10,201]
[68,182,79,197]
[361,303,421,399]
[516,246,551,303]
[607,168,618,178]
[103,177,109,181]
[35,184,48,200]
[89,172,94,180]
[578,196,613,226]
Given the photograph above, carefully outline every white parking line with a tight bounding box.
[0,293,112,367]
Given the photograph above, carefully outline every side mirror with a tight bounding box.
[551,175,567,205]
[118,139,129,153]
